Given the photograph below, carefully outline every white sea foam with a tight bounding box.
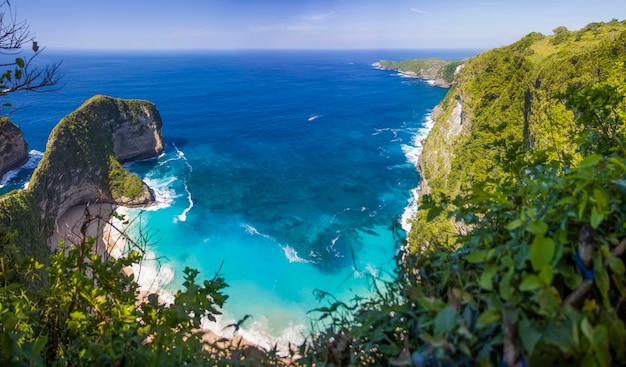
[201,313,308,356]
[242,223,311,264]
[242,223,273,240]
[131,250,176,303]
[0,150,43,188]
[371,62,385,70]
[108,207,176,305]
[143,176,179,211]
[372,127,389,136]
[325,236,343,258]
[279,244,311,264]
[400,111,435,233]
[173,145,194,222]
[176,176,193,222]
[401,187,420,233]
[114,210,306,356]
[401,144,420,167]
[142,146,194,219]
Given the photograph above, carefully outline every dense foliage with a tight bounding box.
[1,231,291,366]
[413,19,626,248]
[3,18,626,367]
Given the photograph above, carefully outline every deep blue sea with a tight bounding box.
[1,49,476,347]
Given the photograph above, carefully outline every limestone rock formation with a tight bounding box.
[0,118,28,178]
[28,94,164,223]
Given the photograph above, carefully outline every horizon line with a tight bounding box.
[42,46,486,52]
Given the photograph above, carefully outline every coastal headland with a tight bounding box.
[0,94,163,265]
[373,58,465,87]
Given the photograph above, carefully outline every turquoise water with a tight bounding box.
[1,50,474,347]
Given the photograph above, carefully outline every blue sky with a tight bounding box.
[14,0,626,50]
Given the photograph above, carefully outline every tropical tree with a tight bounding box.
[0,0,61,112]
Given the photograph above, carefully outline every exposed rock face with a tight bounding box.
[111,103,164,163]
[0,118,28,178]
[28,95,164,223]
[418,95,468,197]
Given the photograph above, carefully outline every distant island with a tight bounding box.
[373,58,465,87]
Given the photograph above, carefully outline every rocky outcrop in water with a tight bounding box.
[29,95,164,222]
[0,95,164,261]
[0,118,28,178]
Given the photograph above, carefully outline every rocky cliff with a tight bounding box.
[410,20,626,248]
[0,95,164,262]
[374,59,464,87]
[0,118,28,178]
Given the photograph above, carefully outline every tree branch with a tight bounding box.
[562,238,626,308]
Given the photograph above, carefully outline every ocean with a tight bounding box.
[1,49,475,348]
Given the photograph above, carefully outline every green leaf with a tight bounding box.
[539,264,554,285]
[556,196,577,206]
[498,269,514,301]
[465,251,486,264]
[506,218,524,230]
[476,308,500,328]
[433,306,457,338]
[590,206,604,229]
[594,254,611,307]
[527,220,548,236]
[581,318,594,341]
[70,311,86,320]
[608,256,626,275]
[593,188,608,209]
[592,325,610,367]
[502,255,515,268]
[479,265,497,291]
[530,235,555,271]
[520,274,543,291]
[609,319,626,360]
[578,154,602,168]
[15,57,24,68]
[539,286,560,315]
[33,335,48,355]
[612,178,626,195]
[519,318,542,356]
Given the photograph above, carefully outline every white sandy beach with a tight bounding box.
[48,202,265,350]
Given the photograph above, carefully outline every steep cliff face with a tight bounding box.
[28,95,164,222]
[418,95,467,197]
[0,95,164,262]
[411,20,626,248]
[0,118,28,178]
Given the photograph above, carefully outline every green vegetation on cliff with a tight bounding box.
[412,19,626,248]
[376,58,464,85]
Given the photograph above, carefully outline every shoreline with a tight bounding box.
[48,203,267,352]
[372,61,452,88]
[400,110,435,234]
